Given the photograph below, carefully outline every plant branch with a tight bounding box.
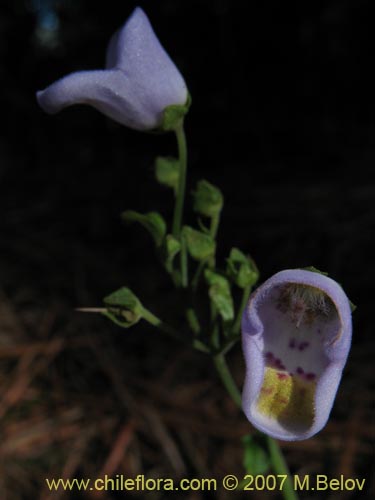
[172,122,187,239]
[232,284,252,334]
[213,353,242,407]
[267,436,299,500]
[141,306,209,353]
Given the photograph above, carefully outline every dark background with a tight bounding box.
[0,0,374,499]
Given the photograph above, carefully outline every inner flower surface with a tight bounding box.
[256,283,340,432]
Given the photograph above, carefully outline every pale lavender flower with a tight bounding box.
[37,7,188,130]
[241,269,352,441]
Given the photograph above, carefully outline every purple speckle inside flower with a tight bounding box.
[264,351,286,371]
[295,367,316,381]
[298,341,310,351]
[259,282,341,385]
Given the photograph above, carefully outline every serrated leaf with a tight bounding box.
[242,435,270,475]
[122,210,166,247]
[182,226,215,261]
[205,270,234,321]
[155,156,180,194]
[193,179,223,218]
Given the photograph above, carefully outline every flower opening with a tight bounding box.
[241,269,352,441]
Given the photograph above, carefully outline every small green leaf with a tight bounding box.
[242,435,270,475]
[226,248,259,288]
[182,226,216,261]
[122,210,166,247]
[205,270,234,321]
[192,180,224,218]
[103,287,143,328]
[163,234,181,273]
[155,156,180,194]
[160,94,192,131]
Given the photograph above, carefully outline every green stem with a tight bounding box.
[214,352,298,500]
[217,335,239,355]
[191,259,206,290]
[141,306,181,340]
[210,213,220,240]
[267,436,298,500]
[141,306,209,353]
[180,233,188,288]
[172,122,187,238]
[232,284,252,334]
[213,353,242,407]
[208,213,220,269]
[172,122,188,287]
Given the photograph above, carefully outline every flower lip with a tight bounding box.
[36,7,188,130]
[241,269,352,441]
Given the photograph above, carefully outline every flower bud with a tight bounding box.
[37,8,188,131]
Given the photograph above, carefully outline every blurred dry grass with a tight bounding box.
[0,286,373,500]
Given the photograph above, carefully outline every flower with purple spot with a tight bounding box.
[241,269,352,441]
[36,7,188,130]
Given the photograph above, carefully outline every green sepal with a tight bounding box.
[122,210,166,247]
[303,266,329,276]
[159,94,192,131]
[163,234,181,273]
[226,248,259,288]
[192,180,224,218]
[349,300,357,313]
[204,270,234,322]
[155,156,180,194]
[103,287,143,328]
[182,226,216,261]
[242,435,270,475]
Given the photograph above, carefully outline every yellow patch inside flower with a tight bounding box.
[257,368,316,430]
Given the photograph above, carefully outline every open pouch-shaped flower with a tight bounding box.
[241,269,352,441]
